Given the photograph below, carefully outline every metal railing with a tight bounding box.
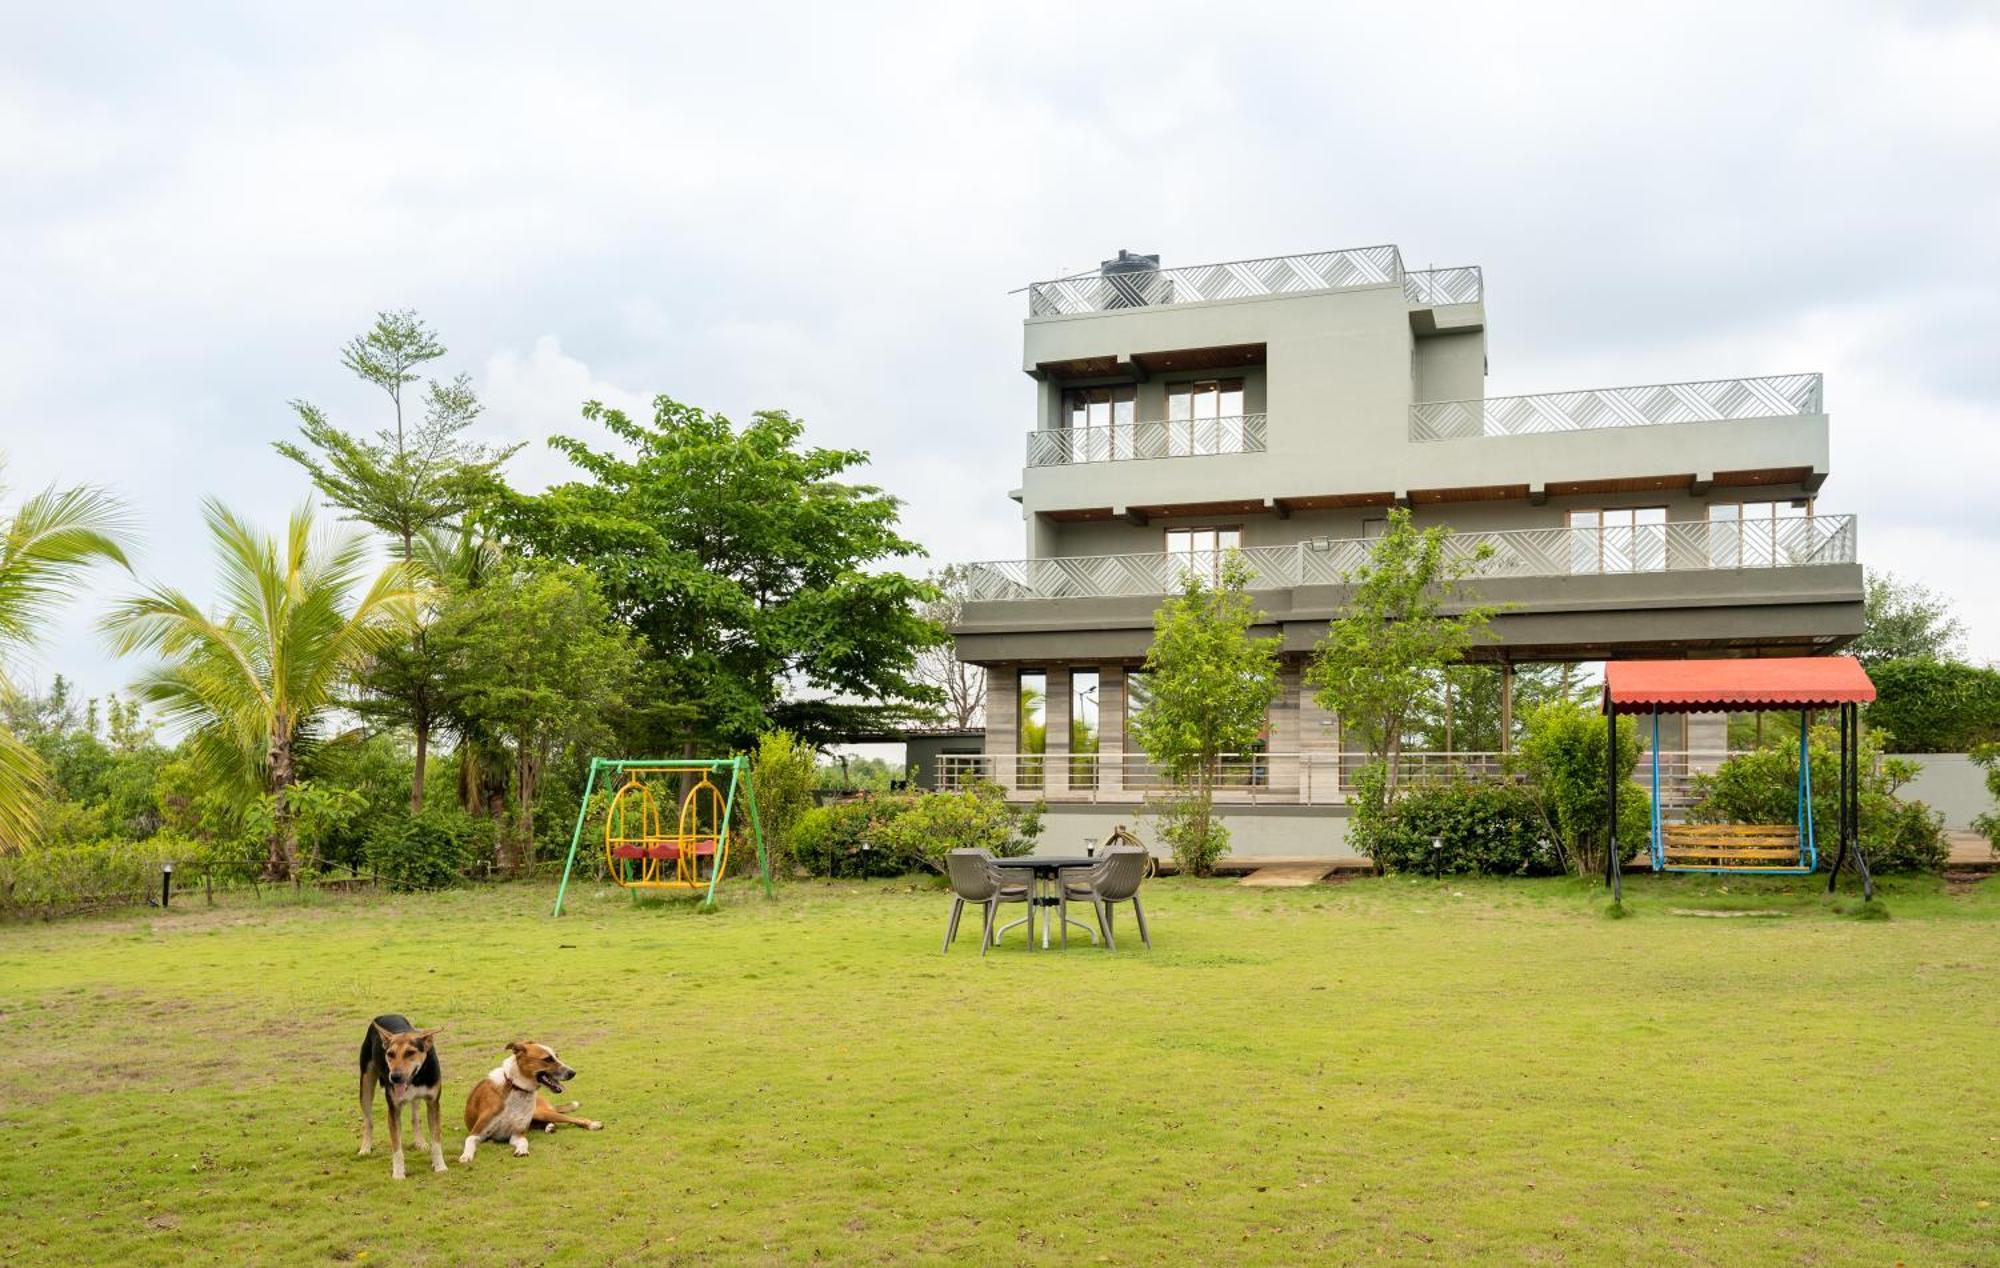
[1028,246,1404,317]
[1410,373,1824,441]
[957,516,1855,601]
[1026,414,1268,467]
[1403,266,1484,305]
[934,749,1726,810]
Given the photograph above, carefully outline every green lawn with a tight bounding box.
[2,872,1998,1265]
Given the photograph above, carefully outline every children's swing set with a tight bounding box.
[1600,656,1878,905]
[550,757,771,916]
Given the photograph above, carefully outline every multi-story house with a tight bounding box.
[945,245,1862,856]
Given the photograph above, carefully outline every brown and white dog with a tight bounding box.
[459,1041,602,1164]
[357,1014,445,1179]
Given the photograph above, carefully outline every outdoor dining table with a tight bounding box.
[990,855,1099,950]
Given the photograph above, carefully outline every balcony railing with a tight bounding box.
[934,750,1724,811]
[957,516,1855,601]
[1403,266,1484,306]
[1410,373,1824,442]
[1028,246,1404,317]
[1026,414,1268,467]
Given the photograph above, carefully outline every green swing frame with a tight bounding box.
[551,757,772,916]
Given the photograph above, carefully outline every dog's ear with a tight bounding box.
[373,1021,396,1045]
[506,1041,526,1056]
[414,1028,441,1047]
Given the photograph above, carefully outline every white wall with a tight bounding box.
[1889,753,1994,831]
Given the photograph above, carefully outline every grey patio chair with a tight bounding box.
[942,849,1030,956]
[1058,846,1151,951]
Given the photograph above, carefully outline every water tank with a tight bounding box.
[1099,249,1161,308]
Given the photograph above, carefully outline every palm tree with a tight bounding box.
[0,474,133,850]
[103,500,416,879]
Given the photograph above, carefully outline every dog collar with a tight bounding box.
[500,1058,536,1093]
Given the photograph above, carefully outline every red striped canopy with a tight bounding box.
[1602,656,1875,714]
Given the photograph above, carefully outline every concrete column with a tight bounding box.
[986,669,1018,793]
[1499,661,1514,753]
[1043,666,1071,796]
[1026,512,1057,561]
[1098,666,1125,797]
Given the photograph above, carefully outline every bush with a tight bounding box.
[870,782,1042,873]
[1510,700,1651,877]
[790,797,914,878]
[751,731,819,875]
[1865,658,2000,753]
[0,835,213,913]
[1146,792,1230,877]
[366,807,489,892]
[1974,744,2000,856]
[1357,779,1563,877]
[1688,725,1949,874]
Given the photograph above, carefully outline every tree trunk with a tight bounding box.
[266,731,298,882]
[512,744,541,873]
[410,690,429,814]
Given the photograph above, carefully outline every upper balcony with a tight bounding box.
[1026,414,1268,467]
[1411,373,1823,442]
[1025,246,1483,318]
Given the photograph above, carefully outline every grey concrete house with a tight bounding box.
[945,245,1861,856]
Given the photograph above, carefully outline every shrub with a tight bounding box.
[1510,700,1651,876]
[366,807,488,892]
[1974,744,2000,856]
[0,835,211,913]
[1146,791,1231,877]
[750,730,819,875]
[1687,725,1949,874]
[871,782,1042,873]
[1357,779,1563,877]
[790,798,914,878]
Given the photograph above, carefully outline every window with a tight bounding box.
[1018,670,1046,789]
[1707,498,1813,567]
[1166,378,1246,455]
[1062,385,1137,461]
[1361,517,1387,539]
[1123,670,1160,788]
[1070,670,1100,789]
[1566,507,1666,573]
[1165,526,1242,584]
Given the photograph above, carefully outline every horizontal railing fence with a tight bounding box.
[1026,414,1268,467]
[934,750,1726,811]
[958,516,1855,601]
[1410,373,1824,441]
[1028,246,1404,317]
[1402,266,1484,305]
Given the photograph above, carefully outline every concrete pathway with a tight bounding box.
[1237,861,1342,887]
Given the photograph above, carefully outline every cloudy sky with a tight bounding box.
[4,1,1998,704]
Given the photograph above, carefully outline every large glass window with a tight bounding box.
[1166,378,1246,455]
[1165,526,1242,585]
[1070,670,1100,789]
[1062,385,1137,461]
[1708,498,1812,567]
[1123,670,1159,788]
[1018,670,1046,789]
[1567,507,1666,574]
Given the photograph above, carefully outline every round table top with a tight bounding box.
[991,855,1096,871]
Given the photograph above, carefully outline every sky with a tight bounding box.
[4,0,1999,710]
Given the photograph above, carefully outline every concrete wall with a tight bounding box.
[1890,753,1995,831]
[1032,802,1358,862]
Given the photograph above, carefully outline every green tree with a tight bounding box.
[0,475,132,849]
[1306,509,1496,873]
[275,311,520,810]
[1510,698,1650,879]
[1129,555,1281,876]
[1863,657,2000,753]
[1972,743,2000,856]
[103,501,418,880]
[495,396,944,751]
[1852,569,1964,667]
[749,730,820,875]
[431,560,637,872]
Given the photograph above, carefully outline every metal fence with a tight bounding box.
[1410,373,1823,441]
[1026,414,1269,467]
[958,516,1855,601]
[1028,246,1405,316]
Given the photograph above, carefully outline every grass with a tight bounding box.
[2,871,1998,1264]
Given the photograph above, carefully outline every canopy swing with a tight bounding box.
[1601,656,1877,904]
[550,757,772,915]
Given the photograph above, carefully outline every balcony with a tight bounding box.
[1411,374,1823,442]
[958,516,1856,601]
[1026,414,1269,467]
[1027,246,1416,317]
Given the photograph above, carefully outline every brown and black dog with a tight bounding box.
[459,1041,602,1165]
[358,1015,445,1179]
